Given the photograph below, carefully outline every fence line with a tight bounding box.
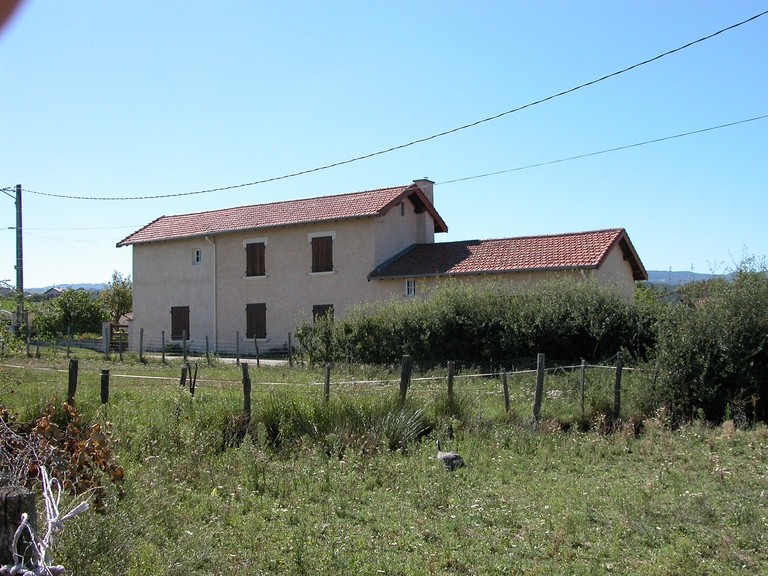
[3,352,634,422]
[1,359,637,388]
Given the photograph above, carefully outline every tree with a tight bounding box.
[35,288,104,336]
[100,271,133,325]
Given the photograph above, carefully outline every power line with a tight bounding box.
[436,114,768,186]
[21,113,768,204]
[19,9,768,203]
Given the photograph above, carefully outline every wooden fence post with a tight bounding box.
[182,330,187,362]
[236,331,240,366]
[101,369,110,404]
[288,333,293,367]
[139,328,144,363]
[161,331,166,363]
[67,358,78,405]
[0,486,38,568]
[102,322,110,360]
[447,361,454,402]
[533,353,545,422]
[399,355,413,403]
[241,363,251,425]
[179,364,188,388]
[502,371,510,416]
[580,359,586,420]
[189,363,198,396]
[119,332,124,362]
[254,337,260,368]
[613,352,623,421]
[323,363,331,402]
[205,336,210,366]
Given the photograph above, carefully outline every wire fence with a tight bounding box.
[0,348,651,423]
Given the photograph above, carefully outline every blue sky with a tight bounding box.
[1,1,766,288]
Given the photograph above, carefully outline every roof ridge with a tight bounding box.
[150,185,413,221]
[430,228,625,246]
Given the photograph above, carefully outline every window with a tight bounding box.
[312,304,334,322]
[245,242,266,277]
[170,306,190,340]
[405,278,416,297]
[192,249,202,265]
[311,236,333,273]
[246,303,267,339]
[400,202,405,217]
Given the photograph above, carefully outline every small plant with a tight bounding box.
[0,401,124,511]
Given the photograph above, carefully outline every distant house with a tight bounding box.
[117,180,646,352]
[44,287,63,299]
[0,287,11,298]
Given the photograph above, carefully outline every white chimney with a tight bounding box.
[413,178,434,205]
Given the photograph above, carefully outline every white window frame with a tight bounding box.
[243,236,268,248]
[307,230,336,275]
[405,278,416,297]
[307,230,336,242]
[192,248,202,265]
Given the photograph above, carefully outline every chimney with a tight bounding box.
[413,178,434,205]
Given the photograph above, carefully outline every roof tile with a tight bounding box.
[117,185,444,246]
[369,229,645,279]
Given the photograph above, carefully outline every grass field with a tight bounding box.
[1,348,767,575]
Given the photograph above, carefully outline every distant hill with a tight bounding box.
[646,270,721,286]
[28,284,105,294]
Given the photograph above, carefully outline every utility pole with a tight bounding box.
[14,184,23,335]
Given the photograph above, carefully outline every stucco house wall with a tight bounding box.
[132,239,216,348]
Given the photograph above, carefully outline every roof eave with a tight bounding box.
[371,264,600,280]
[117,212,379,247]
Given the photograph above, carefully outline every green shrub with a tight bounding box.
[34,288,105,337]
[296,279,657,365]
[655,260,768,422]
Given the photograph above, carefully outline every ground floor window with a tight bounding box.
[312,304,334,322]
[246,303,267,339]
[170,306,190,340]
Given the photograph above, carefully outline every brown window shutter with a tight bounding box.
[245,242,266,276]
[311,236,333,273]
[312,304,334,322]
[170,306,190,340]
[246,303,267,339]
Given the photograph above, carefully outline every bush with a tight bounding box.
[295,279,657,365]
[34,288,105,337]
[654,260,768,423]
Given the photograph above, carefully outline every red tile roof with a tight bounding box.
[369,229,647,281]
[117,184,447,246]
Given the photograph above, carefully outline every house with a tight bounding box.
[44,287,63,299]
[117,179,646,352]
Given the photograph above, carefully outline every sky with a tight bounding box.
[1,1,766,289]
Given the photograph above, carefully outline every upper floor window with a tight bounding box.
[405,278,416,297]
[192,249,202,265]
[308,231,335,273]
[244,238,267,277]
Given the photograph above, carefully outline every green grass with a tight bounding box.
[1,351,767,575]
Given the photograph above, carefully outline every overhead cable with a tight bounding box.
[437,114,768,185]
[20,9,768,202]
